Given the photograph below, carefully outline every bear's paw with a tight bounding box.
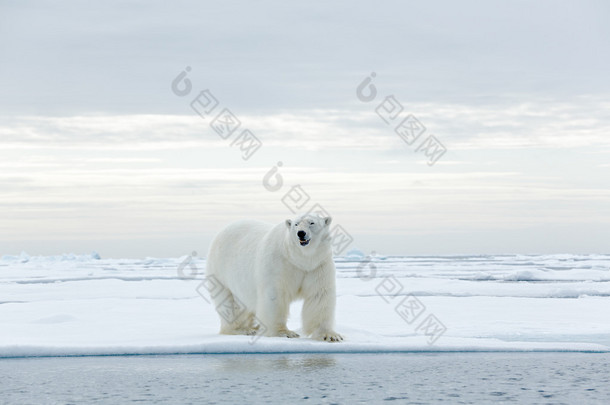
[278,329,300,338]
[318,332,343,342]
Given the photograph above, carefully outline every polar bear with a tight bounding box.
[205,214,342,342]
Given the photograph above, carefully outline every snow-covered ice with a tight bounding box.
[0,253,609,357]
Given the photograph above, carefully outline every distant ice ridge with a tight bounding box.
[1,251,101,262]
[344,248,366,260]
[0,254,608,357]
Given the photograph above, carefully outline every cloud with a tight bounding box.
[2,0,610,255]
[2,97,609,153]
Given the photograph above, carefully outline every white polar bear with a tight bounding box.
[205,214,343,342]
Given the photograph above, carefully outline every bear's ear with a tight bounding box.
[285,219,292,229]
[323,216,332,227]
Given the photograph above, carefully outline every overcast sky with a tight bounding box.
[1,0,609,257]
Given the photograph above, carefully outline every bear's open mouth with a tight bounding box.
[299,239,310,246]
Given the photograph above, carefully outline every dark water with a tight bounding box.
[1,353,609,404]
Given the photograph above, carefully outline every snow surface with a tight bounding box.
[1,253,609,357]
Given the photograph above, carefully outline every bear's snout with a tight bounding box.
[297,230,310,246]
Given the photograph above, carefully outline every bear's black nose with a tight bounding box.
[297,230,306,239]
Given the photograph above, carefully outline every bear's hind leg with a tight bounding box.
[211,284,255,335]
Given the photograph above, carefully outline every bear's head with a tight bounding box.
[285,214,332,249]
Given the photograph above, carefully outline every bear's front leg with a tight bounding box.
[256,287,299,338]
[302,287,343,342]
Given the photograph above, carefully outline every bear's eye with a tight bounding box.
[310,222,314,225]
[294,222,299,226]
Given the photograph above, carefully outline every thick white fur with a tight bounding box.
[205,214,342,342]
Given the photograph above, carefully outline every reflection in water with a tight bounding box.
[213,354,337,373]
[2,353,609,404]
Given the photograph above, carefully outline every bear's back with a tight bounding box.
[207,219,276,274]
